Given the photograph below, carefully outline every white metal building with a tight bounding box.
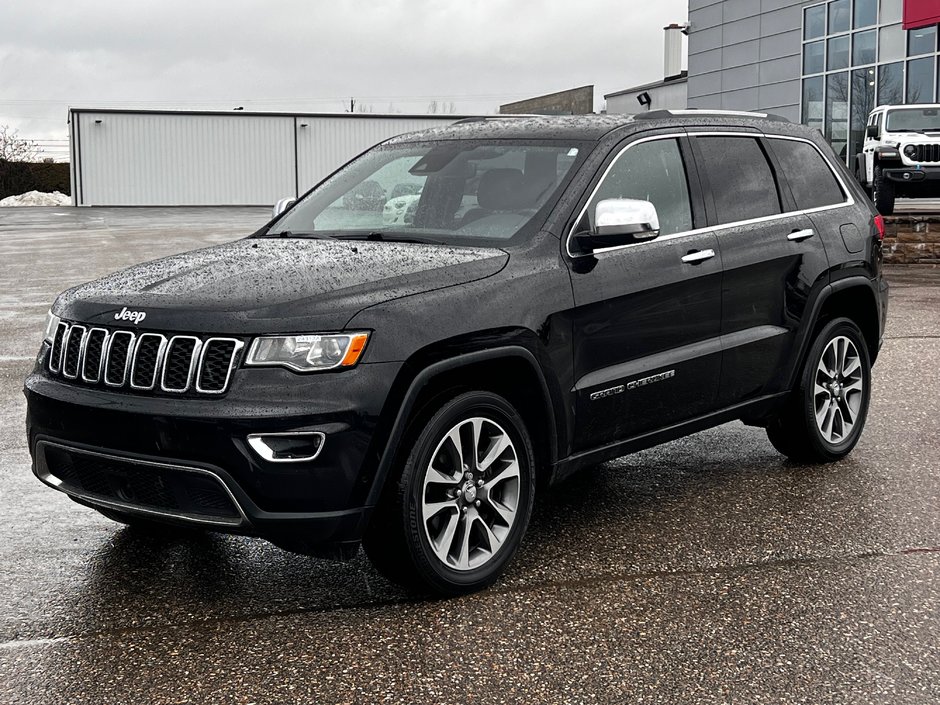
[68,109,463,206]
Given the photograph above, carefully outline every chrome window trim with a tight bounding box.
[246,431,327,463]
[195,338,244,395]
[48,321,69,374]
[80,328,110,384]
[160,335,203,394]
[61,324,87,380]
[565,130,857,259]
[104,330,136,388]
[129,333,168,391]
[35,440,248,528]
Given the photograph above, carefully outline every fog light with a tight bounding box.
[247,432,325,462]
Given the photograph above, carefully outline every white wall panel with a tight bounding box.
[76,112,296,206]
[73,111,459,206]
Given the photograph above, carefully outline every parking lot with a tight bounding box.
[1,207,939,704]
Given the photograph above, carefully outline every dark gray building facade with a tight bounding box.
[688,0,940,165]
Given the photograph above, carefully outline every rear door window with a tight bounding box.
[767,138,847,210]
[693,136,782,224]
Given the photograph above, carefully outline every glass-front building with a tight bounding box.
[802,0,939,165]
[688,0,940,166]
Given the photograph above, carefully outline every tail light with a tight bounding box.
[873,215,886,241]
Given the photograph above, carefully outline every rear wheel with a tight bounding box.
[364,391,535,595]
[873,166,896,215]
[766,318,871,463]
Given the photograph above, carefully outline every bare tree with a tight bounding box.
[427,100,439,114]
[0,125,41,162]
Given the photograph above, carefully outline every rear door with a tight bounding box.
[566,133,723,452]
[688,132,832,407]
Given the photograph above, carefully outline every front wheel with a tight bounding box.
[364,391,536,595]
[873,166,896,215]
[766,318,872,463]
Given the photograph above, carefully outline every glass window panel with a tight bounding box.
[908,25,937,57]
[826,72,850,163]
[907,57,935,103]
[828,35,850,70]
[805,5,827,40]
[853,30,877,65]
[804,41,826,74]
[591,139,692,237]
[854,0,877,28]
[767,139,845,209]
[803,76,825,133]
[829,0,850,34]
[880,0,902,25]
[878,61,905,105]
[693,138,781,223]
[880,24,905,62]
[850,68,877,165]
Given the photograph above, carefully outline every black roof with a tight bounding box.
[386,111,805,144]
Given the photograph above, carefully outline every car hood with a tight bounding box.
[54,238,509,334]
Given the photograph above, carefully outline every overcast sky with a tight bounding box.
[0,0,687,160]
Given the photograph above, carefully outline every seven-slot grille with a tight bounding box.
[48,321,243,395]
[907,144,940,163]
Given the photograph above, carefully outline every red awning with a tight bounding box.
[903,0,940,30]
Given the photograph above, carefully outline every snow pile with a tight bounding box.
[0,190,71,207]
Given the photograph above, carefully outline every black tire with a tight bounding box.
[363,390,536,595]
[95,507,205,535]
[873,166,895,215]
[766,318,872,463]
[855,164,871,197]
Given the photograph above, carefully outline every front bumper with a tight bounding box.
[884,165,940,184]
[25,353,403,552]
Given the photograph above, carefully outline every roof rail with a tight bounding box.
[635,108,791,123]
[452,115,545,124]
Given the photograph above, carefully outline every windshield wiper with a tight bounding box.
[332,232,447,245]
[268,231,331,239]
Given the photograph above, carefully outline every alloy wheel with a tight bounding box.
[420,417,520,571]
[814,335,864,444]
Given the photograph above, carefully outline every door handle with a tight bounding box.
[681,249,716,264]
[788,229,815,242]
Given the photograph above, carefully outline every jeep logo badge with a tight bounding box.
[114,306,147,325]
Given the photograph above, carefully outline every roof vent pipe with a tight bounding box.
[664,23,688,79]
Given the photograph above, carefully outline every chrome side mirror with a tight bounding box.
[574,198,661,254]
[272,197,296,218]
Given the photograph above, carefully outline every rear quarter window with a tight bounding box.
[767,138,847,210]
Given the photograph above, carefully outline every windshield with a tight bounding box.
[267,140,584,245]
[886,108,940,132]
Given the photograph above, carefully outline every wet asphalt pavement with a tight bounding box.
[1,207,939,704]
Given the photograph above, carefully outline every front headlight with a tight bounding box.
[245,332,369,372]
[42,311,61,344]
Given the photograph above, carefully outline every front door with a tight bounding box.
[566,135,723,452]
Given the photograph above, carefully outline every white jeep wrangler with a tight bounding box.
[856,104,940,215]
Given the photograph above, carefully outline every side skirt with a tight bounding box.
[549,392,789,486]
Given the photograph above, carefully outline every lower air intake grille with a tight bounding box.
[39,442,243,525]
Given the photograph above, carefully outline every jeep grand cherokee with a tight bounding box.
[26,111,889,595]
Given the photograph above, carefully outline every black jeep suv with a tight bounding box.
[26,111,889,594]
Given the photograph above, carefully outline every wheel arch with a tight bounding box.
[790,277,883,391]
[365,344,560,509]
